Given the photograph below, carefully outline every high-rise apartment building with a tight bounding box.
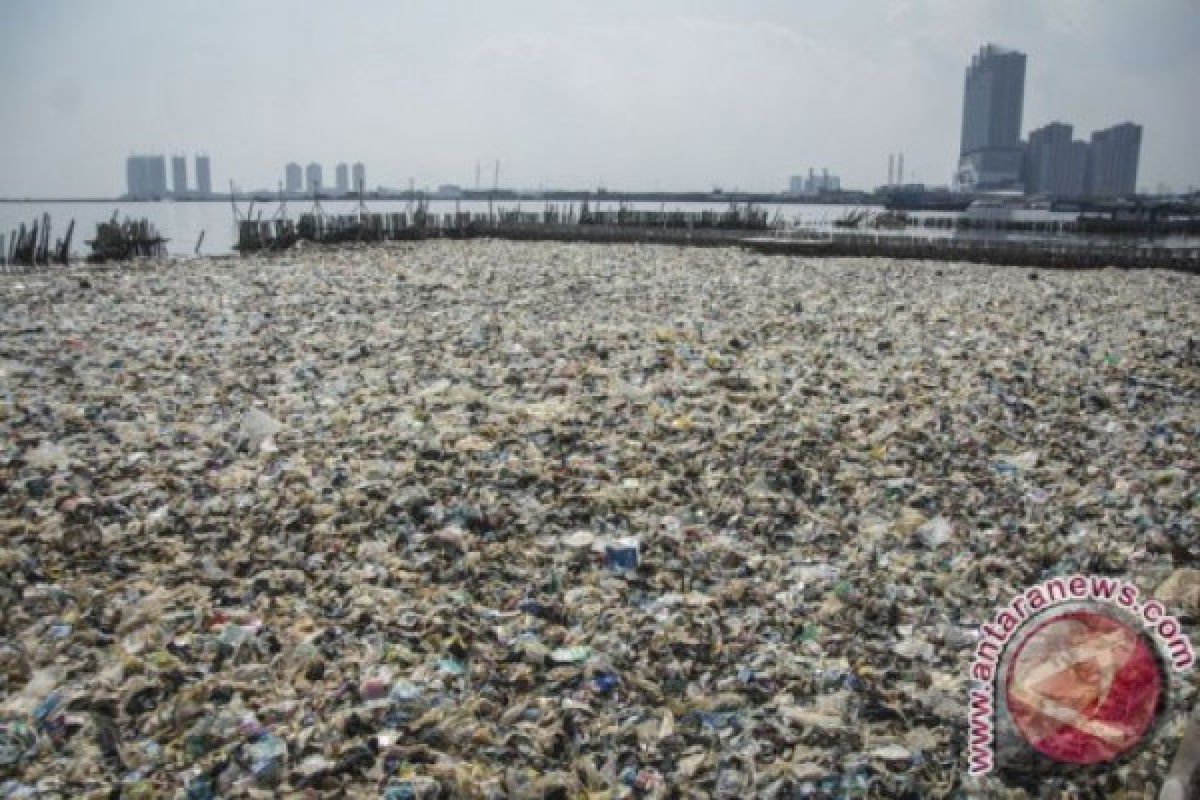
[125,155,169,199]
[171,155,188,197]
[124,157,143,198]
[352,162,366,193]
[335,163,350,194]
[123,154,210,198]
[305,163,322,194]
[1086,122,1142,197]
[1024,123,1088,197]
[285,163,303,194]
[195,155,212,197]
[956,44,1027,190]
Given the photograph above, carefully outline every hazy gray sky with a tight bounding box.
[1,0,1196,195]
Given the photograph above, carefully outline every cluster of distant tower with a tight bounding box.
[125,154,212,200]
[787,167,841,197]
[284,162,366,196]
[954,44,1142,198]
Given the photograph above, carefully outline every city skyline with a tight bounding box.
[954,44,1144,198]
[2,0,1198,196]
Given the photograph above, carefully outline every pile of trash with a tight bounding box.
[0,241,1196,798]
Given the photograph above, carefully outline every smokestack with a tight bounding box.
[898,153,905,185]
[888,154,894,186]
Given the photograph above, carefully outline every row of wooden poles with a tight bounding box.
[236,203,772,252]
[751,231,1200,273]
[235,217,1200,275]
[914,216,1200,236]
[86,214,168,263]
[1,213,168,273]
[2,213,73,270]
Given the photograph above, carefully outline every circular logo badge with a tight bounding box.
[1003,608,1164,765]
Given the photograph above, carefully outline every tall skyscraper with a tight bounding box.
[125,157,144,199]
[1086,123,1142,197]
[285,163,303,193]
[335,163,350,194]
[305,162,322,194]
[125,155,169,199]
[352,162,366,193]
[956,44,1027,190]
[1025,123,1088,197]
[171,155,188,197]
[148,156,167,196]
[195,155,212,197]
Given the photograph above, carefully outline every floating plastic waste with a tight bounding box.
[0,241,1194,795]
